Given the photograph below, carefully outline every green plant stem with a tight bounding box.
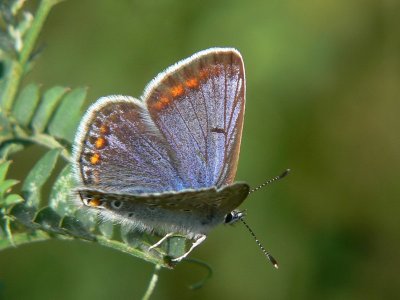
[13,125,71,161]
[0,229,171,269]
[142,264,162,300]
[19,0,60,66]
[0,230,50,250]
[0,61,22,111]
[1,0,60,111]
[96,236,170,268]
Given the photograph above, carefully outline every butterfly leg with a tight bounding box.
[172,234,207,262]
[149,232,175,250]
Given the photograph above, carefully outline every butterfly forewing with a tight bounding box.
[73,97,184,194]
[144,48,246,189]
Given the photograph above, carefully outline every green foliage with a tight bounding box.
[12,83,40,127]
[0,0,187,272]
[47,87,87,143]
[31,85,69,133]
[22,148,61,207]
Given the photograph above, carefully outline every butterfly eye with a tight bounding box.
[224,212,234,224]
[111,200,122,209]
[224,210,244,224]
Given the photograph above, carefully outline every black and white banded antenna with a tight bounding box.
[241,169,291,269]
[240,217,279,269]
[250,169,290,194]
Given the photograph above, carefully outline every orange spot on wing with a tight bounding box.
[185,78,199,89]
[94,137,107,149]
[170,84,184,97]
[99,124,110,135]
[199,69,209,80]
[160,96,170,105]
[90,153,101,165]
[152,96,171,110]
[153,101,164,110]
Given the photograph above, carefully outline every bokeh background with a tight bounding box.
[1,0,400,299]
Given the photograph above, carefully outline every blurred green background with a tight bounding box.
[1,0,400,299]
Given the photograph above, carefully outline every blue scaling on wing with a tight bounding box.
[73,96,185,194]
[144,48,246,189]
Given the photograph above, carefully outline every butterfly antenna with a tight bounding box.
[249,169,290,194]
[240,217,279,269]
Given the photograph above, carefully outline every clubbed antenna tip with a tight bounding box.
[279,168,291,179]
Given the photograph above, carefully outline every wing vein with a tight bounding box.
[187,96,207,160]
[171,100,204,161]
[226,77,241,147]
[198,72,212,184]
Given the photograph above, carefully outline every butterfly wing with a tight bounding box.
[144,48,246,189]
[73,96,185,194]
[78,182,250,235]
[79,183,249,212]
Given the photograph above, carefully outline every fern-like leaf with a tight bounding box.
[0,0,188,271]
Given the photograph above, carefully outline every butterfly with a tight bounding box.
[72,48,250,262]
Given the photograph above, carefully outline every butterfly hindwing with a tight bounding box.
[78,182,249,234]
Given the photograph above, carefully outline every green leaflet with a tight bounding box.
[33,206,63,234]
[74,208,97,233]
[3,194,24,206]
[0,179,19,198]
[12,83,41,127]
[121,224,147,248]
[0,112,13,144]
[48,87,87,143]
[0,160,11,182]
[31,85,69,133]
[0,160,22,242]
[48,164,75,216]
[98,220,114,239]
[22,148,61,207]
[60,215,95,241]
[0,160,22,206]
[8,202,38,228]
[96,235,169,267]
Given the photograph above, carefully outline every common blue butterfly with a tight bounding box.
[73,48,253,263]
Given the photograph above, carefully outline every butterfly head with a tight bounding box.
[224,210,245,225]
